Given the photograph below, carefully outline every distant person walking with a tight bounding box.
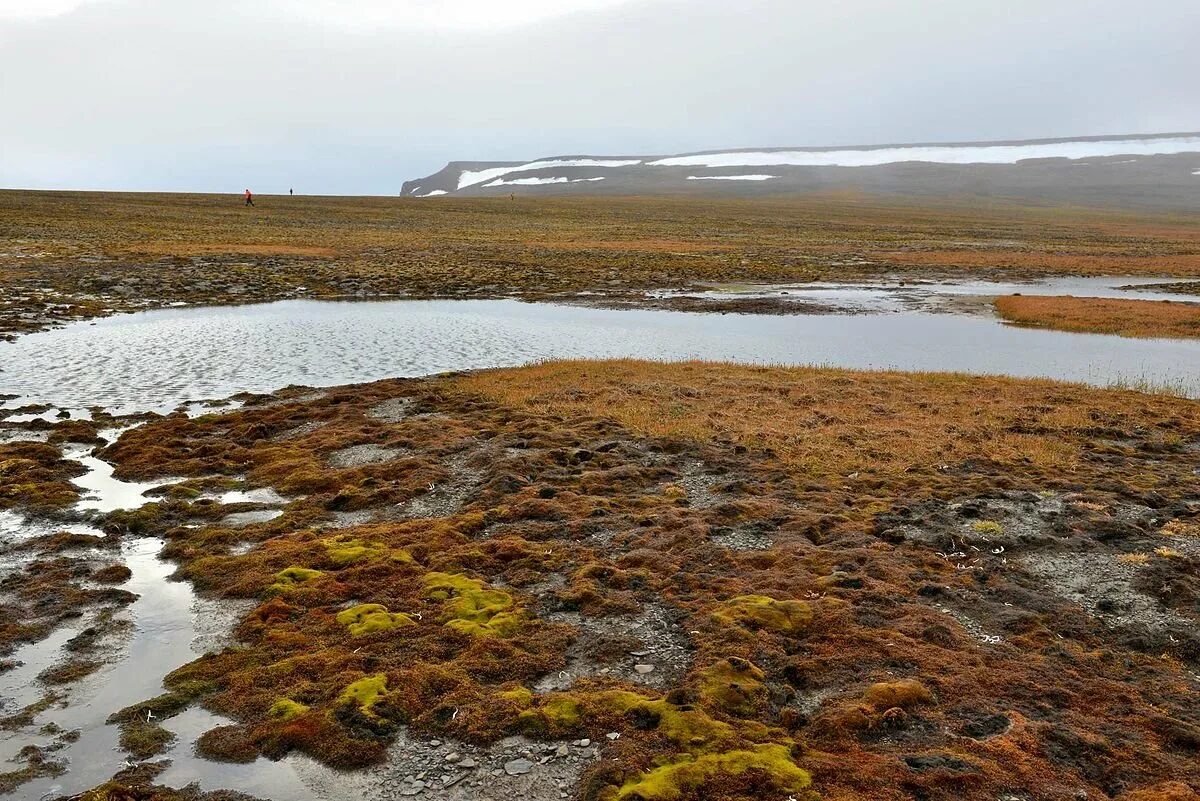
[244,189,254,206]
[289,188,293,196]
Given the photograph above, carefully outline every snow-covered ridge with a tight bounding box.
[483,176,606,187]
[458,159,640,189]
[651,135,1200,168]
[686,174,777,181]
[402,133,1200,200]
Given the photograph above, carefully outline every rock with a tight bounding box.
[606,732,621,741]
[458,757,477,769]
[555,744,570,757]
[444,752,462,763]
[429,739,442,747]
[633,664,655,674]
[504,757,534,775]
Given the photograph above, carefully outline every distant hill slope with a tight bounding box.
[401,132,1200,210]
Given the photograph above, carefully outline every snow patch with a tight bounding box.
[648,136,1200,168]
[482,176,606,187]
[686,174,777,181]
[458,158,641,189]
[416,189,447,197]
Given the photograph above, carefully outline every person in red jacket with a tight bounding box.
[244,189,254,206]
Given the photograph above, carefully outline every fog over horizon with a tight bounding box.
[2,0,1198,195]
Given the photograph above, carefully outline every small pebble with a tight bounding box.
[577,738,591,747]
[633,663,655,674]
[606,732,620,740]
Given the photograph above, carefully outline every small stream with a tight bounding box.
[1,444,330,800]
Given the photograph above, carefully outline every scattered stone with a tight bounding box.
[504,757,534,776]
[633,663,655,674]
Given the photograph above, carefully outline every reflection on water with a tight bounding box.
[10,537,200,799]
[1,295,1199,414]
[656,275,1200,313]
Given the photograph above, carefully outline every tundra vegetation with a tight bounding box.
[2,361,1195,800]
[3,190,1200,338]
[994,294,1200,339]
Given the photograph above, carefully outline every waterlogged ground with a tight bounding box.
[3,278,1200,416]
[0,360,1198,801]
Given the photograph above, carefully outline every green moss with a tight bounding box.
[615,744,810,800]
[423,572,521,637]
[518,693,583,734]
[972,520,1003,535]
[697,658,767,717]
[323,536,415,567]
[339,674,388,715]
[712,595,812,633]
[597,691,738,751]
[267,698,310,722]
[268,566,323,594]
[117,719,176,760]
[422,571,485,600]
[335,603,415,636]
[325,541,377,566]
[497,686,534,706]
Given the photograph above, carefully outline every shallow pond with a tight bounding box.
[662,275,1200,313]
[1,286,1199,415]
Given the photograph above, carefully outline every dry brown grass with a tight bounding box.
[452,360,1200,514]
[995,295,1200,338]
[126,242,338,257]
[3,189,1200,338]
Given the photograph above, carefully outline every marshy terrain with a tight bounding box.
[1,192,1199,801]
[3,190,1200,339]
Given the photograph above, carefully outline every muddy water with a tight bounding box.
[2,289,1200,415]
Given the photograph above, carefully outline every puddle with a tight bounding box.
[66,447,176,513]
[1,295,1199,414]
[1,537,197,798]
[0,510,102,547]
[0,623,88,718]
[156,707,318,800]
[659,275,1200,314]
[204,487,289,506]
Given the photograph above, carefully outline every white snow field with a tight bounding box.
[648,135,1200,168]
[482,176,605,187]
[458,159,641,189]
[686,174,778,181]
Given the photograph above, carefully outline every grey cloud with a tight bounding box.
[1,0,1197,193]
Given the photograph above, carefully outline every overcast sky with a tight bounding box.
[2,0,1197,194]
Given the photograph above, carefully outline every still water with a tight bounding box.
[2,294,1199,414]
